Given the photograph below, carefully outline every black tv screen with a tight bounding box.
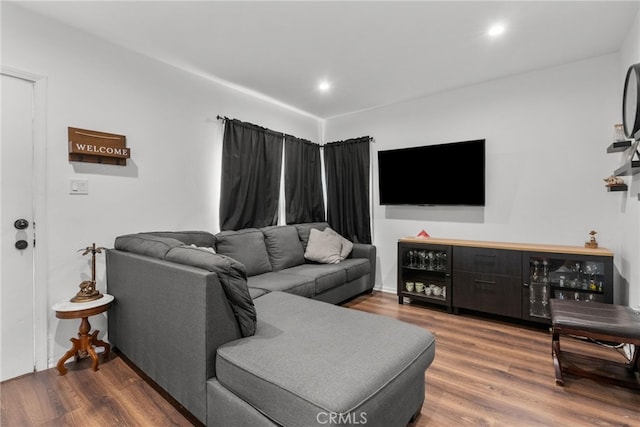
[377,139,485,206]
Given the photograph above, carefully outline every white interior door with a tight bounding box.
[1,73,36,381]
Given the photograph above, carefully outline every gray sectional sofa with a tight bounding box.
[106,222,436,426]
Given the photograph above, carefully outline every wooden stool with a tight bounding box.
[53,294,114,375]
[550,298,640,388]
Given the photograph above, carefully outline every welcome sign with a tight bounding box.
[68,127,131,165]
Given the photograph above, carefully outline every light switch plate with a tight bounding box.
[69,179,89,195]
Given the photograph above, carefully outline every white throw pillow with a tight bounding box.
[190,244,216,253]
[304,228,343,264]
[324,227,353,260]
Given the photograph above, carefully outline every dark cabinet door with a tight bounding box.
[452,246,522,318]
[453,271,522,318]
[522,252,614,323]
[453,247,522,276]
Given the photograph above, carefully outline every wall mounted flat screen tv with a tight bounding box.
[377,139,485,206]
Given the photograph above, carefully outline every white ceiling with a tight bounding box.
[12,1,640,120]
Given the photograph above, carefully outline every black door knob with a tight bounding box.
[15,240,28,250]
[14,219,29,230]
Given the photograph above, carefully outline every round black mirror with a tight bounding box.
[623,63,640,139]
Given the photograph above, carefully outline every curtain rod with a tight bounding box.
[320,136,375,146]
[217,115,375,144]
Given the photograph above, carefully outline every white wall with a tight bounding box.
[618,9,640,310]
[325,53,639,308]
[2,4,321,368]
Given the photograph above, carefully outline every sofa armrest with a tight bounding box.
[350,243,377,287]
[106,249,242,423]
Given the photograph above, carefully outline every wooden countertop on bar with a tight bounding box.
[398,237,614,257]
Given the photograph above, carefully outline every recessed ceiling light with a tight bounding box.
[488,23,505,37]
[318,80,331,92]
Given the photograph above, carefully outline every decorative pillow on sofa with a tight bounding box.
[114,234,184,259]
[294,222,330,250]
[304,228,353,264]
[189,244,215,253]
[324,227,354,260]
[143,231,217,248]
[215,229,273,277]
[261,225,305,271]
[165,246,256,337]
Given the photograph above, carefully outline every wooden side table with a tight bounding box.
[52,293,114,375]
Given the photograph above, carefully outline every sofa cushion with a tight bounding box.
[215,229,272,276]
[114,234,184,259]
[216,291,436,427]
[294,222,330,250]
[165,246,257,337]
[248,272,315,298]
[285,263,347,294]
[339,258,371,282]
[142,231,216,248]
[260,225,305,271]
[249,287,270,299]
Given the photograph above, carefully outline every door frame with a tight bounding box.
[2,66,48,372]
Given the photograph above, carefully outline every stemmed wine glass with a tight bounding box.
[407,250,415,267]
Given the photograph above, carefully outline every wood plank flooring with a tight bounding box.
[2,291,639,426]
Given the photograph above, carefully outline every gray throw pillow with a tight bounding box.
[165,246,256,337]
[294,222,330,250]
[261,225,305,271]
[215,229,272,276]
[114,234,184,259]
[143,231,217,248]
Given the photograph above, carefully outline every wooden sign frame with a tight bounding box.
[68,127,130,165]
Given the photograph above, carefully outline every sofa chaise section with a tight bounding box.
[210,291,436,427]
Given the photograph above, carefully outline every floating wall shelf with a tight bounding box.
[68,127,130,166]
[606,140,632,153]
[606,184,628,192]
[605,138,638,199]
[613,160,640,176]
[607,139,639,176]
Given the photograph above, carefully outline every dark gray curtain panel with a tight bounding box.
[324,137,372,244]
[284,136,325,224]
[219,119,283,230]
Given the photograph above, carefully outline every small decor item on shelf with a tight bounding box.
[603,175,625,187]
[416,229,430,239]
[614,124,627,142]
[584,230,598,249]
[71,243,105,302]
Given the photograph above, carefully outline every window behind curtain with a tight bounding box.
[284,135,325,224]
[324,137,372,244]
[219,119,283,230]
